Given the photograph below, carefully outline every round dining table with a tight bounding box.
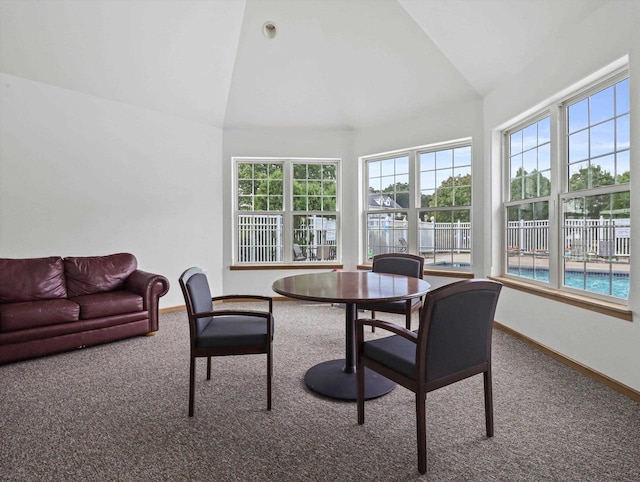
[272,271,430,400]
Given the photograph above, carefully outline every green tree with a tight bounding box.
[569,164,615,191]
[510,168,551,200]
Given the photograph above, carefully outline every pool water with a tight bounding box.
[508,268,629,299]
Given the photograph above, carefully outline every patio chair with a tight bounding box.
[293,244,307,261]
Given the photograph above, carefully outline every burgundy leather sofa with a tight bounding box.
[0,253,169,364]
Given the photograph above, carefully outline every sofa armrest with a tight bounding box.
[125,270,170,332]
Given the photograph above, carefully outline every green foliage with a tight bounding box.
[569,164,614,191]
[510,168,551,200]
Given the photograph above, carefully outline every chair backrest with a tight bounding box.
[416,279,502,383]
[179,267,214,342]
[372,253,424,279]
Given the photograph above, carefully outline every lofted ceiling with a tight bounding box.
[0,0,608,130]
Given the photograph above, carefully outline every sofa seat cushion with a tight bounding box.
[0,299,80,332]
[0,256,67,302]
[71,291,143,320]
[65,253,137,297]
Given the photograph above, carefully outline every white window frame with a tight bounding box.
[233,157,341,265]
[501,68,630,303]
[362,138,473,269]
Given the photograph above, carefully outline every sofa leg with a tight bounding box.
[145,332,157,336]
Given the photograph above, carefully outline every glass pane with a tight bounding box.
[538,144,550,171]
[454,185,471,206]
[568,161,589,191]
[510,154,523,178]
[270,196,283,211]
[368,160,381,178]
[421,171,436,191]
[436,187,453,206]
[568,99,588,133]
[369,177,381,193]
[237,214,283,263]
[322,180,336,196]
[435,149,453,169]
[420,189,435,208]
[510,175,524,201]
[538,117,550,144]
[307,164,321,179]
[380,175,395,192]
[380,158,395,176]
[453,165,471,180]
[237,163,253,179]
[436,168,452,187]
[562,193,630,299]
[523,149,537,173]
[293,196,306,211]
[366,212,408,259]
[420,152,435,170]
[538,171,551,196]
[453,146,471,166]
[395,156,409,175]
[308,196,322,210]
[616,78,629,114]
[596,154,615,182]
[616,114,630,150]
[568,130,589,163]
[590,120,615,157]
[324,196,336,211]
[254,164,268,179]
[616,151,630,183]
[238,196,252,211]
[590,85,614,124]
[238,179,253,196]
[522,124,537,151]
[510,131,522,155]
[269,180,282,195]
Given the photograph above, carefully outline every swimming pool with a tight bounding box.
[427,262,629,299]
[508,267,629,299]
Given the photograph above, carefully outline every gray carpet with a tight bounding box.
[1,301,639,481]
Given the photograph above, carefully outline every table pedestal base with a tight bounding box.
[304,359,396,401]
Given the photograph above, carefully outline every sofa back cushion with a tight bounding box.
[0,257,68,303]
[65,253,137,297]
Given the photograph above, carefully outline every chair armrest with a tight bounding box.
[125,270,170,332]
[211,295,273,312]
[356,318,417,343]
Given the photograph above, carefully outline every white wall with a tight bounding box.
[484,0,639,391]
[0,73,223,308]
[222,127,355,296]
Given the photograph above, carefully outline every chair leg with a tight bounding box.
[371,310,376,333]
[267,347,273,411]
[484,370,494,437]
[188,356,196,417]
[206,356,211,380]
[406,311,411,330]
[416,391,427,474]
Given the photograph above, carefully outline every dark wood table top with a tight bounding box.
[272,271,430,304]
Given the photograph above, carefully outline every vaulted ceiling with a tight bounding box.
[0,0,608,130]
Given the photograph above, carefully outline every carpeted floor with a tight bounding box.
[1,301,639,481]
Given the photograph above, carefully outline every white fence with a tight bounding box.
[507,218,631,257]
[366,218,471,257]
[237,214,336,263]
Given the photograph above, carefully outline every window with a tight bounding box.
[503,72,630,301]
[234,158,339,264]
[364,140,472,269]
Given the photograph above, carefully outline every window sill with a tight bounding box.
[489,276,632,322]
[230,263,344,271]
